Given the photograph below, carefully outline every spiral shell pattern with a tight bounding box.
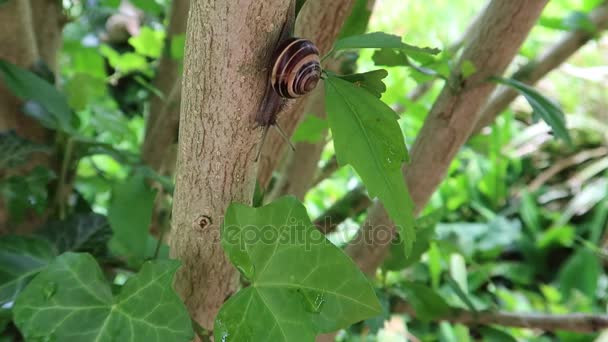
[271,38,321,99]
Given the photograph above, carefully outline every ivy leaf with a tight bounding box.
[492,77,572,146]
[335,69,389,98]
[215,197,381,341]
[324,76,415,254]
[36,213,112,256]
[0,60,75,134]
[0,131,50,170]
[292,115,327,143]
[108,173,157,266]
[13,253,193,341]
[0,236,56,306]
[129,27,166,58]
[333,32,440,55]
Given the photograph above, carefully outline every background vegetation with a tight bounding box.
[1,0,607,341]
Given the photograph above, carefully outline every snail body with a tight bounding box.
[254,4,322,161]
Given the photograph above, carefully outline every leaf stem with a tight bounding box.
[56,136,74,220]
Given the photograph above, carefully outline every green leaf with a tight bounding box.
[170,34,186,60]
[333,32,440,55]
[108,173,157,266]
[384,225,435,271]
[13,253,193,341]
[325,76,415,253]
[292,115,327,143]
[0,60,75,133]
[0,236,56,306]
[558,248,601,299]
[37,214,112,256]
[1,166,55,224]
[295,0,307,18]
[130,0,163,16]
[129,27,166,58]
[0,130,50,170]
[479,327,518,342]
[65,73,107,111]
[399,282,452,321]
[215,197,381,341]
[100,45,149,74]
[338,0,373,39]
[492,77,572,146]
[335,69,388,98]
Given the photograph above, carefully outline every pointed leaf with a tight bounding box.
[325,76,415,253]
[333,32,440,55]
[0,60,75,133]
[13,253,193,341]
[493,77,572,145]
[336,69,388,98]
[216,197,381,341]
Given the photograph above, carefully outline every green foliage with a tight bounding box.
[292,115,327,143]
[333,32,441,55]
[0,60,76,133]
[0,131,50,170]
[335,69,389,98]
[13,253,193,341]
[493,77,572,146]
[36,214,112,256]
[0,166,55,225]
[108,172,157,266]
[129,27,166,58]
[325,76,415,253]
[0,236,56,305]
[216,197,381,341]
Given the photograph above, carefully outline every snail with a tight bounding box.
[254,3,322,162]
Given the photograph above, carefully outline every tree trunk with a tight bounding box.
[141,0,190,173]
[345,0,550,275]
[169,0,294,329]
[0,0,64,234]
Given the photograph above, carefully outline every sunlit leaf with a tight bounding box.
[129,27,166,58]
[215,197,381,341]
[493,77,572,146]
[325,76,415,254]
[333,32,440,55]
[13,253,193,341]
[292,115,327,144]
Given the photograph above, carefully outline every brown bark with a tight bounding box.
[142,0,190,172]
[395,301,608,333]
[0,0,64,233]
[256,0,357,188]
[473,1,608,133]
[169,0,298,329]
[345,0,550,275]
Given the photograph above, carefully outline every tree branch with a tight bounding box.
[141,0,190,172]
[345,0,550,275]
[395,301,608,333]
[473,1,608,133]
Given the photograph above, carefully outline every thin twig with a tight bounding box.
[394,301,608,333]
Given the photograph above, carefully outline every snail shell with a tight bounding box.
[270,37,321,99]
